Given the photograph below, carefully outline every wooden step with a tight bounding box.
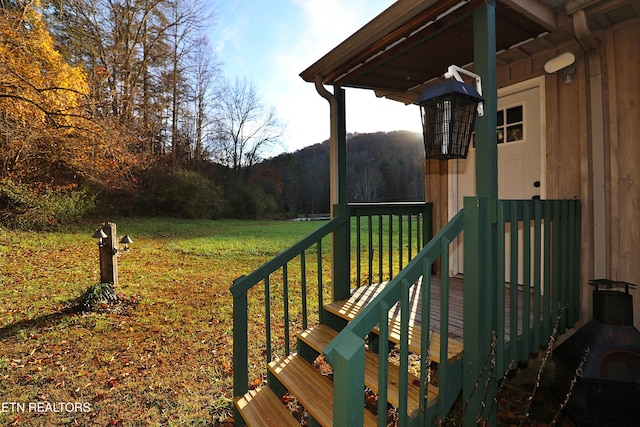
[299,324,438,417]
[324,284,464,364]
[234,387,300,427]
[268,354,378,427]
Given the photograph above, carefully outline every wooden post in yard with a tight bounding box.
[97,222,118,286]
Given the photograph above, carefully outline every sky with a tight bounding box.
[206,0,423,157]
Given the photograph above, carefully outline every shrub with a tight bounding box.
[0,180,95,230]
[157,170,225,219]
[79,282,117,310]
[228,186,277,219]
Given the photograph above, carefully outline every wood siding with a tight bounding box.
[605,20,640,328]
[426,17,640,329]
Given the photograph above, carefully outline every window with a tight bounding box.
[498,105,523,144]
[472,104,524,147]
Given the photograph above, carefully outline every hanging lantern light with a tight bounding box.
[416,66,484,160]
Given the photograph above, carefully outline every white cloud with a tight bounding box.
[214,25,235,55]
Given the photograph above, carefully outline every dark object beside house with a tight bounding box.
[554,279,640,426]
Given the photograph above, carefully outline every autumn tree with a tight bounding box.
[0,1,20,10]
[0,4,137,189]
[43,0,174,155]
[43,0,216,168]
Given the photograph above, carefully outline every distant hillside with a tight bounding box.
[254,131,425,214]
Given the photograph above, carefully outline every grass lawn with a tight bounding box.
[0,217,326,426]
[0,217,577,426]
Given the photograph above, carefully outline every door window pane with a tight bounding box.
[472,104,525,147]
[497,104,524,144]
[506,105,522,124]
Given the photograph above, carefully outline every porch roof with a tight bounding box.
[300,0,639,104]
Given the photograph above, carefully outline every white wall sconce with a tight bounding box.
[544,52,576,84]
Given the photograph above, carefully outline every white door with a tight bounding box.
[453,78,544,281]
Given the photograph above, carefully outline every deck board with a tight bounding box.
[326,276,465,337]
[269,354,378,427]
[325,276,531,360]
[234,388,300,427]
[298,324,438,417]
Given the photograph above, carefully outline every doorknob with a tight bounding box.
[533,181,541,188]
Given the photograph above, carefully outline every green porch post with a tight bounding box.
[332,86,351,301]
[336,86,347,205]
[463,1,498,426]
[474,8,498,200]
[462,196,497,425]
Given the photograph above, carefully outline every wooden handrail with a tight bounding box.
[325,209,465,426]
[231,202,434,410]
[231,198,580,426]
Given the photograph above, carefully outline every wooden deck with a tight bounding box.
[326,275,531,344]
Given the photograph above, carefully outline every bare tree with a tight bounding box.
[212,77,285,177]
[350,161,382,202]
[165,0,213,167]
[185,35,220,163]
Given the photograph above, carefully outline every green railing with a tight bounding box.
[493,199,581,375]
[324,210,465,427]
[231,198,580,426]
[349,203,432,288]
[231,215,345,400]
[230,203,433,404]
[326,198,581,426]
